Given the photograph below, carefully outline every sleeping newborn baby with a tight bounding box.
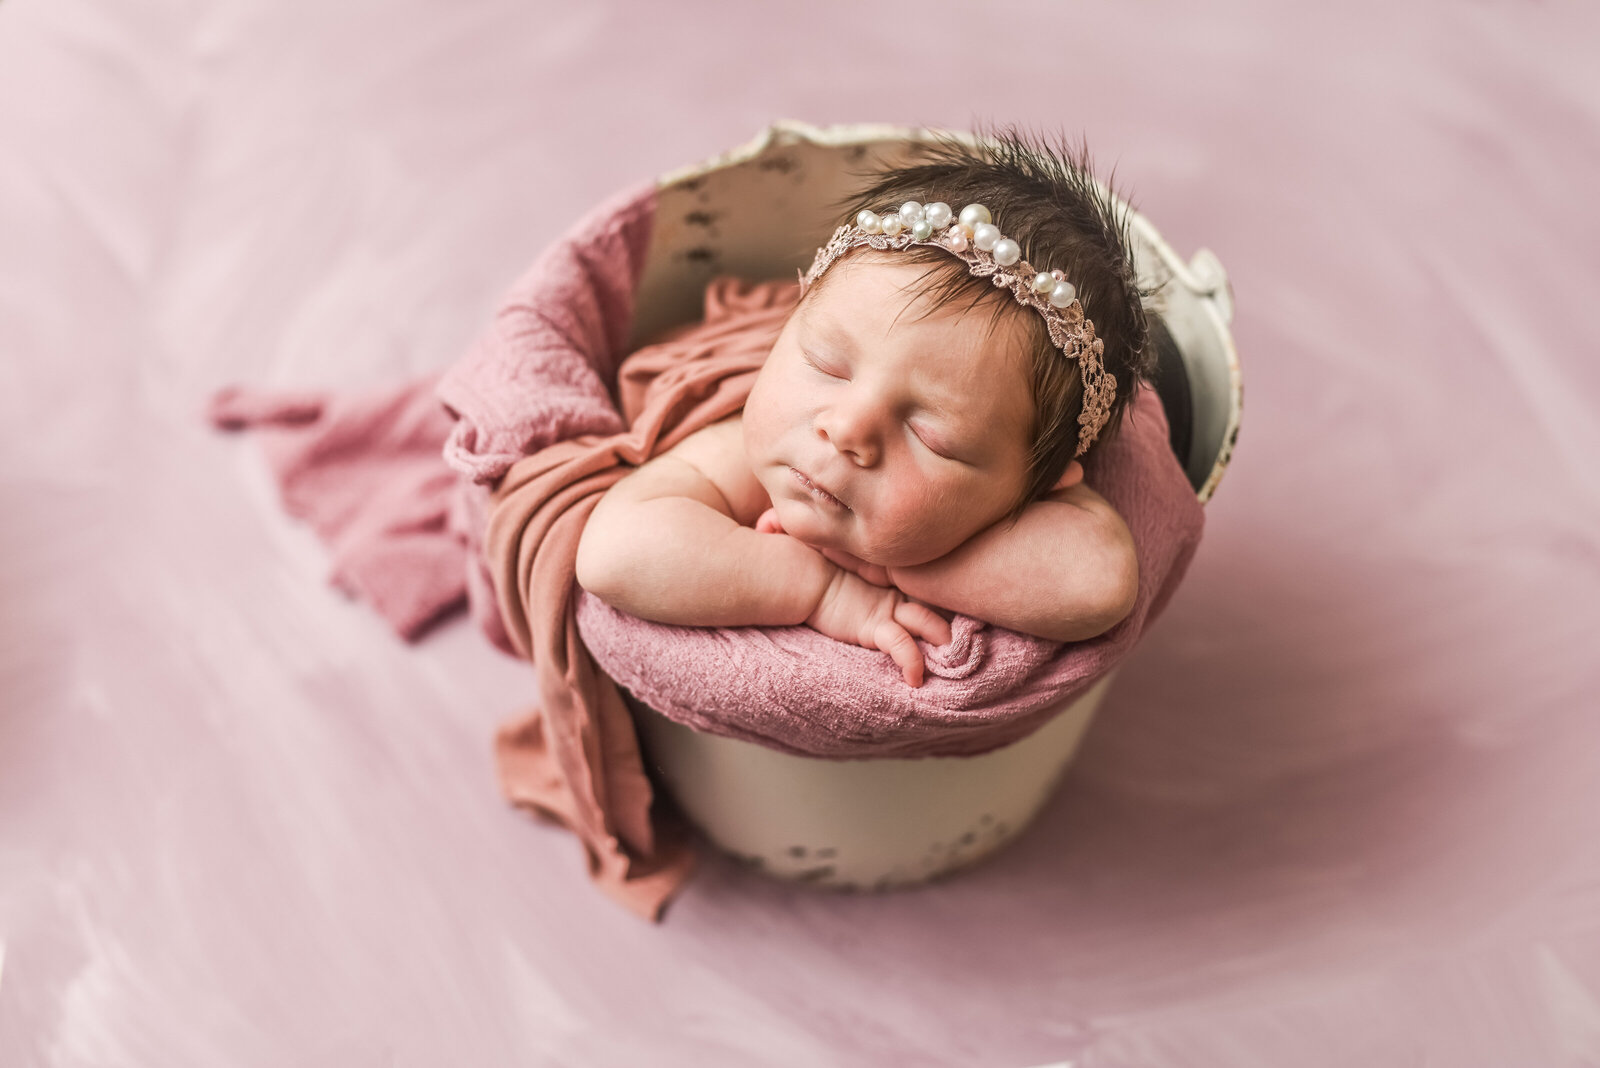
[576,133,1154,686]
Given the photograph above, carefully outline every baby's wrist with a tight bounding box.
[796,543,845,618]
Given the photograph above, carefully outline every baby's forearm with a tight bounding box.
[577,496,834,627]
[886,499,1138,643]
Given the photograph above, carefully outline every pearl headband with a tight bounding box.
[800,200,1116,458]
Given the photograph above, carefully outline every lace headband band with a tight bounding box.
[800,200,1115,458]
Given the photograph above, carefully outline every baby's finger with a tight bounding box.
[895,600,953,648]
[874,620,925,687]
[755,508,785,534]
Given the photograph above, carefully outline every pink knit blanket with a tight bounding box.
[213,182,1205,918]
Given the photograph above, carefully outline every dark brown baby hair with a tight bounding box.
[808,126,1155,516]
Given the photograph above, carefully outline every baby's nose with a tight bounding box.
[816,406,882,467]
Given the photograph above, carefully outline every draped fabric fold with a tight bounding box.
[482,278,795,920]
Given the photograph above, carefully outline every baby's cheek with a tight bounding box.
[859,492,960,565]
[878,473,1014,562]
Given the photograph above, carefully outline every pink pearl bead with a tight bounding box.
[944,228,969,252]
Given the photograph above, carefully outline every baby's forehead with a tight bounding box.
[794,262,1036,432]
[799,256,1035,357]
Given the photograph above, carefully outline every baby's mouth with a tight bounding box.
[790,467,849,511]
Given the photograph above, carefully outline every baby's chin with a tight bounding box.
[771,500,947,568]
[769,498,850,550]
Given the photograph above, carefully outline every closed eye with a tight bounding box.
[909,421,963,463]
[803,351,847,379]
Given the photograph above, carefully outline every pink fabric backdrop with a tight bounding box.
[3,0,1598,1064]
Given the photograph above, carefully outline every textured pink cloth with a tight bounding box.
[211,183,687,918]
[436,184,650,486]
[577,379,1201,759]
[480,276,790,922]
[213,177,1204,918]
[208,379,468,641]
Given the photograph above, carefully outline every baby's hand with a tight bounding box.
[805,568,952,688]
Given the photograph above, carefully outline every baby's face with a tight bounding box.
[743,254,1035,567]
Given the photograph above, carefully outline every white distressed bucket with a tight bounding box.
[621,122,1241,890]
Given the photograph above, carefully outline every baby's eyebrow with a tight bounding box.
[920,397,963,424]
[912,369,972,421]
[798,305,857,353]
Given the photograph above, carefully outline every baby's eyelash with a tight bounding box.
[909,422,960,462]
[803,352,845,378]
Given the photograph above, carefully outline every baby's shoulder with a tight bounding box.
[654,415,768,524]
[661,414,747,473]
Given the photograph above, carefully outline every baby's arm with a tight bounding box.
[575,419,949,684]
[884,482,1139,643]
[576,422,829,627]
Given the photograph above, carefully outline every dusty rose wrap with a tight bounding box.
[479,278,791,921]
[215,183,1204,921]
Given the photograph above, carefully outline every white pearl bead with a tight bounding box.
[992,238,1021,266]
[972,223,1001,252]
[924,202,952,228]
[899,201,925,224]
[856,210,881,234]
[911,219,934,241]
[1032,272,1055,294]
[1049,281,1078,308]
[959,203,991,229]
[881,213,905,236]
